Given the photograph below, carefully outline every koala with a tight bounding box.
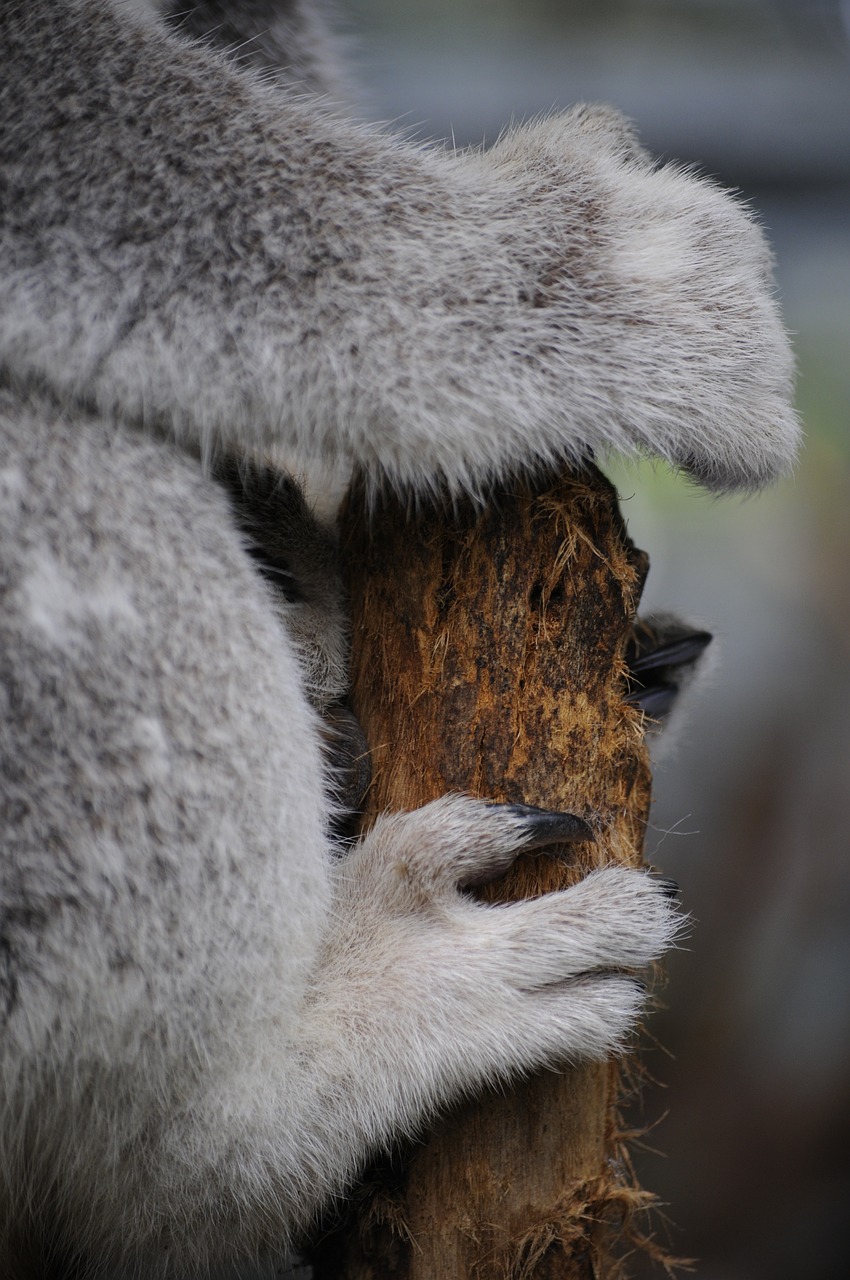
[0,1,799,1276]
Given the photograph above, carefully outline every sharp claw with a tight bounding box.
[501,803,595,848]
[624,619,713,723]
[653,876,681,901]
[623,683,678,718]
[628,629,713,675]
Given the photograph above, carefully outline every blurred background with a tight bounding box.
[337,3,850,1277]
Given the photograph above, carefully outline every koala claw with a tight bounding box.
[654,876,682,902]
[498,803,595,850]
[355,795,600,893]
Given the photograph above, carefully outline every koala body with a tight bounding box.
[0,2,798,1276]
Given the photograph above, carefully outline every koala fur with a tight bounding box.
[0,2,798,1276]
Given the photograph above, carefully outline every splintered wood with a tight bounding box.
[315,466,653,1279]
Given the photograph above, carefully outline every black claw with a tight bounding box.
[624,619,713,723]
[654,876,681,901]
[503,803,595,849]
[628,630,713,676]
[623,683,678,717]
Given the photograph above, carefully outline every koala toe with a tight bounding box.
[540,973,651,1061]
[488,866,684,985]
[357,794,595,896]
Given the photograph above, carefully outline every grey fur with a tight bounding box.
[0,2,796,1275]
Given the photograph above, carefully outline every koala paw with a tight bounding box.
[484,106,801,492]
[325,796,683,1088]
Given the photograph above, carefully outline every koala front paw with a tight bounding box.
[485,107,800,492]
[329,796,683,1086]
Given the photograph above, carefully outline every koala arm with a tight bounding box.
[1,1,798,496]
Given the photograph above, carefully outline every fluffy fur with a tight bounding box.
[0,2,797,1276]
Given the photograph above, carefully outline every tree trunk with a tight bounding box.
[311,465,653,1279]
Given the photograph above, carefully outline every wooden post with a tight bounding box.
[311,465,653,1278]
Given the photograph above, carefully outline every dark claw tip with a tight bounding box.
[654,876,681,901]
[503,803,595,849]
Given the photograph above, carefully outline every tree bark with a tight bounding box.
[311,465,653,1279]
